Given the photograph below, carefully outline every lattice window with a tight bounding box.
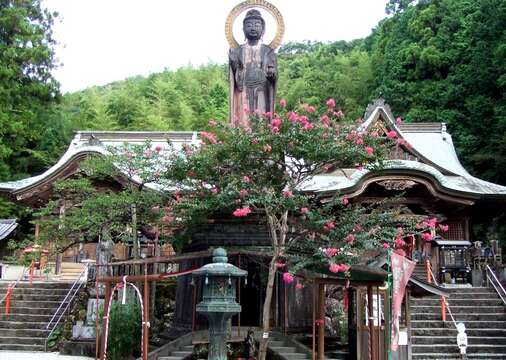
[444,221,465,240]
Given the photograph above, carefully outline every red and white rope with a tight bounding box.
[103,276,145,360]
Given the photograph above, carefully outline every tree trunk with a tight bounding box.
[258,254,278,360]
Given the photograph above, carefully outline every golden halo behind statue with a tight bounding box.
[225,0,285,50]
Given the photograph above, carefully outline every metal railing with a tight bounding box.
[0,267,27,306]
[485,265,506,305]
[44,263,89,351]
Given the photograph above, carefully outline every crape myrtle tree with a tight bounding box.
[35,141,169,264]
[164,99,444,360]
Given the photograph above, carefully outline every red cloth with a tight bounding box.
[391,252,415,351]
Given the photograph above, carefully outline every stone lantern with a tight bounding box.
[193,248,247,360]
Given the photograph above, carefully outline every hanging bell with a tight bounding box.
[205,276,209,285]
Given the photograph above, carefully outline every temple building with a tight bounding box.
[1,100,506,359]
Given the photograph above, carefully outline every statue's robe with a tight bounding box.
[229,43,277,127]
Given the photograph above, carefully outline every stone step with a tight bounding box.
[444,287,496,294]
[412,335,506,345]
[412,344,506,354]
[412,328,506,337]
[0,327,50,337]
[0,321,48,329]
[412,320,506,328]
[411,305,504,313]
[5,300,66,309]
[411,312,506,321]
[270,346,297,353]
[0,343,45,351]
[412,354,506,359]
[0,281,73,290]
[61,262,86,269]
[0,313,54,322]
[274,352,308,359]
[170,351,192,357]
[5,306,62,315]
[0,287,70,296]
[0,336,46,345]
[1,293,68,302]
[412,298,503,306]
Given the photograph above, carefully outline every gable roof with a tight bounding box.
[300,99,506,200]
[0,131,198,204]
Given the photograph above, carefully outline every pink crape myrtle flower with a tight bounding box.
[345,234,355,244]
[271,118,282,127]
[324,221,336,231]
[324,248,338,257]
[387,130,397,139]
[383,242,390,249]
[421,232,433,242]
[341,197,349,206]
[396,117,403,125]
[154,145,163,152]
[365,146,374,156]
[288,111,298,123]
[201,131,218,144]
[439,224,449,232]
[242,176,251,183]
[329,263,340,273]
[279,99,287,108]
[326,98,336,108]
[233,207,252,217]
[423,217,438,229]
[334,110,344,118]
[300,207,310,214]
[303,122,313,131]
[295,283,304,290]
[283,272,294,284]
[283,190,293,198]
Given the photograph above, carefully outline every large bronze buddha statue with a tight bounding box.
[229,9,277,127]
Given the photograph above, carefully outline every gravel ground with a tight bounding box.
[0,352,94,360]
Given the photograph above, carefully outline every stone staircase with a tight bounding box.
[58,262,86,282]
[267,333,311,360]
[157,344,193,360]
[0,281,73,351]
[410,286,506,359]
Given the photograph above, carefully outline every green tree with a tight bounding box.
[371,0,506,184]
[0,0,60,180]
[163,99,437,360]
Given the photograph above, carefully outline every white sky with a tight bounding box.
[43,0,387,93]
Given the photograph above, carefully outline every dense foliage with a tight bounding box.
[371,0,506,184]
[0,0,62,180]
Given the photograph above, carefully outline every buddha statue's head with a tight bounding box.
[243,9,265,42]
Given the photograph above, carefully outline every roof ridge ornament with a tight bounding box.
[364,98,394,122]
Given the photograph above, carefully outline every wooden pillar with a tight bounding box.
[312,282,316,360]
[347,288,357,360]
[367,286,374,360]
[318,283,325,360]
[100,282,111,360]
[143,269,149,360]
[284,282,288,335]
